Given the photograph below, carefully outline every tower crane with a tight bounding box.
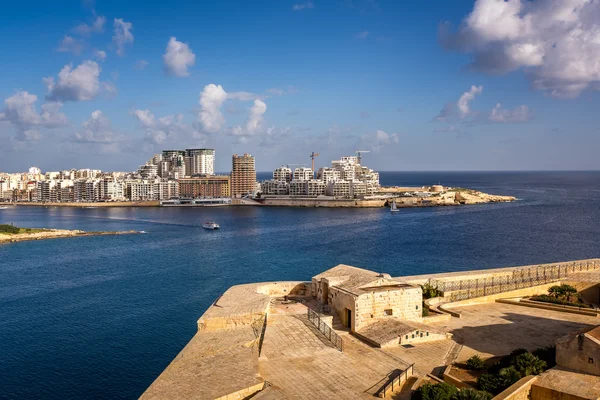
[355,150,371,165]
[310,152,320,178]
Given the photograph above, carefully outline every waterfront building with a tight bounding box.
[293,167,313,182]
[138,163,159,179]
[102,179,126,201]
[317,167,342,183]
[307,179,326,196]
[231,153,256,197]
[261,180,290,196]
[126,180,159,201]
[289,180,307,196]
[178,176,230,198]
[158,179,179,200]
[185,149,215,176]
[273,167,292,182]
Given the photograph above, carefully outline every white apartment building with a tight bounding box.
[289,181,307,196]
[307,179,326,196]
[186,149,215,176]
[158,179,179,200]
[273,167,292,182]
[293,167,313,181]
[317,167,342,183]
[261,180,290,196]
[102,180,125,201]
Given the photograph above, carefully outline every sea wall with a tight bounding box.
[3,201,159,207]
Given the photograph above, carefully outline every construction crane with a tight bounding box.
[355,150,371,165]
[310,152,320,178]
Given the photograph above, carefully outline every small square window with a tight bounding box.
[427,332,429,336]
[416,305,419,310]
[405,335,408,339]
[384,309,393,316]
[589,358,594,364]
[420,333,423,337]
[412,334,414,338]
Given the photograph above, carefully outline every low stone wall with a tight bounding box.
[7,201,159,207]
[444,283,558,308]
[493,375,537,400]
[442,365,475,389]
[496,298,599,317]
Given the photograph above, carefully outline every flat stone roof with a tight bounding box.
[314,264,413,296]
[356,318,448,346]
[534,367,600,399]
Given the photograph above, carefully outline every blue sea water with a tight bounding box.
[1,171,599,399]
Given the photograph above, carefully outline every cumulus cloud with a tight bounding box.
[489,103,531,123]
[113,18,134,56]
[133,109,195,144]
[76,110,123,144]
[93,49,107,61]
[163,37,196,77]
[435,85,483,121]
[74,16,105,35]
[58,35,85,54]
[457,85,483,117]
[246,99,267,133]
[45,61,102,102]
[363,129,399,152]
[440,0,600,98]
[198,84,228,133]
[0,91,67,141]
[292,1,314,11]
[354,30,370,39]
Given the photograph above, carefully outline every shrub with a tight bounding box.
[421,283,442,299]
[0,224,19,234]
[532,346,556,369]
[498,366,521,387]
[466,355,486,371]
[452,388,493,400]
[515,353,546,376]
[422,306,430,317]
[412,383,459,400]
[477,374,503,394]
[530,294,589,308]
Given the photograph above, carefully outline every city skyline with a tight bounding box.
[1,0,600,172]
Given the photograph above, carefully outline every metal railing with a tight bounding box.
[307,308,343,352]
[428,260,600,302]
[377,363,414,398]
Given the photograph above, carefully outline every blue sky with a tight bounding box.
[1,0,599,172]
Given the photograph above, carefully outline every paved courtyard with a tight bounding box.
[433,302,598,362]
[259,302,411,399]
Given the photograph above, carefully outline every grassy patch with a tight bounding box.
[0,224,50,235]
[529,294,591,308]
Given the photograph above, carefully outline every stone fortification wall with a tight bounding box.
[261,198,385,207]
[407,259,600,302]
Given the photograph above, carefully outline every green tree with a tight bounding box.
[548,285,562,298]
[498,366,521,387]
[466,355,486,371]
[412,383,459,400]
[477,374,503,394]
[515,353,547,376]
[421,283,442,299]
[532,346,556,369]
[452,388,493,400]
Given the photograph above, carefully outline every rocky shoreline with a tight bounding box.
[0,229,141,244]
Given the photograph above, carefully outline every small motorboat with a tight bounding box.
[202,222,220,230]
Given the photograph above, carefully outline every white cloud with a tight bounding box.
[292,1,314,11]
[58,35,85,54]
[441,0,600,98]
[113,18,134,56]
[76,110,122,144]
[134,60,148,70]
[363,129,399,152]
[163,37,196,77]
[74,16,105,35]
[457,85,483,117]
[198,84,228,133]
[45,60,102,102]
[246,99,267,133]
[93,50,107,61]
[489,103,531,123]
[133,109,195,144]
[0,91,67,141]
[354,31,370,39]
[266,88,285,96]
[228,91,260,101]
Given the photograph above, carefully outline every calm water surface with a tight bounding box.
[1,171,599,399]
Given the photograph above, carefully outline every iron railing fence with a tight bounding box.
[427,260,600,302]
[307,308,343,352]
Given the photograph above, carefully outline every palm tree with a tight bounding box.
[515,353,547,376]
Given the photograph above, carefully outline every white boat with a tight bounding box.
[390,200,399,213]
[202,222,220,230]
